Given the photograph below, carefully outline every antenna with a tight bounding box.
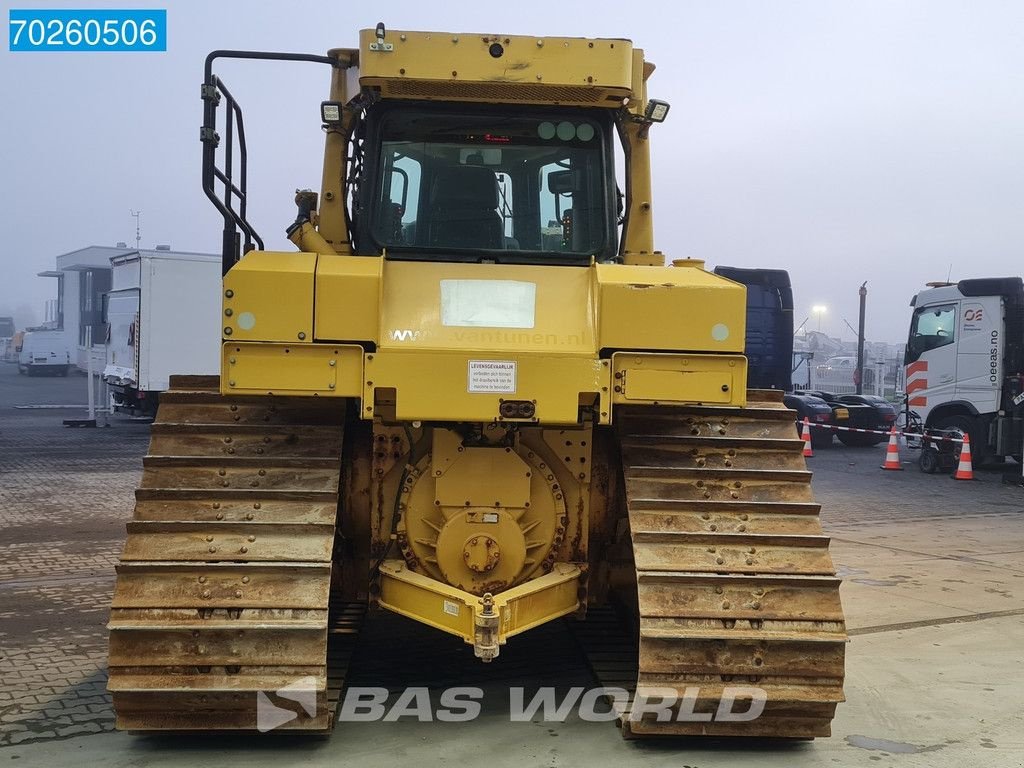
[130,210,142,251]
[946,263,953,283]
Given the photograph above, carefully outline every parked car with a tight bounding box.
[784,391,847,448]
[796,390,897,446]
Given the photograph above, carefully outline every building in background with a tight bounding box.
[792,331,906,397]
[38,244,215,372]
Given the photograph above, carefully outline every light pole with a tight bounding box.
[856,283,867,394]
[812,305,827,333]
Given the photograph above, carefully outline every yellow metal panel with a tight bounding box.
[595,263,746,353]
[377,560,581,645]
[611,352,747,407]
[364,350,610,425]
[314,255,382,342]
[378,260,596,354]
[221,342,363,397]
[223,251,316,343]
[359,29,634,107]
[433,442,531,508]
[378,562,476,641]
[494,564,581,639]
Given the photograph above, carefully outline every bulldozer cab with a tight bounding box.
[199,26,665,273]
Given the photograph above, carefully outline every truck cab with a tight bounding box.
[905,277,1024,460]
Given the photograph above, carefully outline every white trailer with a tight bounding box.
[18,329,71,375]
[904,277,1024,461]
[103,250,221,415]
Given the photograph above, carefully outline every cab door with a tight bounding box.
[905,302,959,423]
[955,297,1002,415]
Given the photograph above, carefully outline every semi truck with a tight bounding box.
[103,249,221,415]
[904,277,1024,462]
[712,266,793,391]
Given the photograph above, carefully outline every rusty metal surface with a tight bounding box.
[107,378,361,732]
[579,391,846,739]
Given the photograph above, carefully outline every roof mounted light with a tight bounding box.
[644,99,671,123]
[320,101,343,124]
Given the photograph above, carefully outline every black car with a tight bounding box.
[784,392,845,448]
[796,390,898,446]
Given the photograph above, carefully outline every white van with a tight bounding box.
[18,329,71,376]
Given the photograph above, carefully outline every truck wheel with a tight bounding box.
[933,415,982,461]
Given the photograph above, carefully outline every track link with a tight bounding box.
[107,376,361,731]
[581,390,846,738]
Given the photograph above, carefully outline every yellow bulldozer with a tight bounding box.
[107,24,846,738]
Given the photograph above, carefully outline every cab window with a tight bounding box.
[906,304,956,362]
[369,107,612,264]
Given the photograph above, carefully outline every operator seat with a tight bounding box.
[428,165,503,249]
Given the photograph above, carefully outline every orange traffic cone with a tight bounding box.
[953,433,974,481]
[881,427,903,470]
[801,417,813,458]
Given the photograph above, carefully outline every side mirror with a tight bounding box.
[547,169,581,195]
[390,167,409,212]
[101,294,109,324]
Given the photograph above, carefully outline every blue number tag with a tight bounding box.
[9,9,167,52]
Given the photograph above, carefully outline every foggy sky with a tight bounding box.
[1,0,1021,342]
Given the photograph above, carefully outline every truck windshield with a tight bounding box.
[370,108,612,263]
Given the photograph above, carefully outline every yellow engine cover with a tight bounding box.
[221,254,748,414]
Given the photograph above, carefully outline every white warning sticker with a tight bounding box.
[468,360,517,394]
[443,600,460,617]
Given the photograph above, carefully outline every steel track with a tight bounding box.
[107,376,362,731]
[576,390,846,738]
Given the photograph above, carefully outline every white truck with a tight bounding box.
[17,329,71,376]
[904,277,1024,462]
[103,250,221,415]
